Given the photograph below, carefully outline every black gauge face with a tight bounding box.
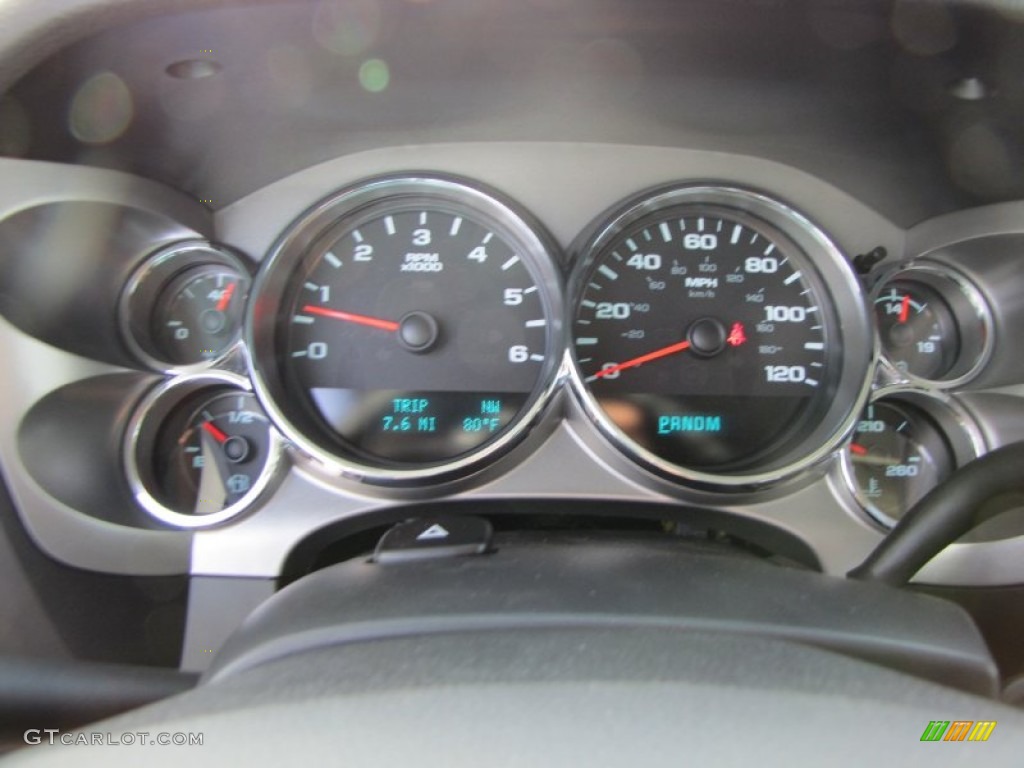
[874,281,959,380]
[153,266,249,365]
[570,193,860,480]
[848,400,954,527]
[152,391,273,517]
[121,242,252,371]
[254,181,562,477]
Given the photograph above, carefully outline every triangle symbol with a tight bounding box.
[416,524,450,541]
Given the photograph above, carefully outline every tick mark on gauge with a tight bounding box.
[353,230,364,243]
[324,252,342,268]
[660,222,672,242]
[291,350,308,357]
[449,217,462,236]
[525,319,546,328]
[626,238,638,252]
[501,255,520,271]
[612,251,624,262]
[784,271,802,285]
[303,282,319,291]
[643,229,653,241]
[763,243,775,256]
[292,315,315,324]
[804,378,820,387]
[803,342,824,350]
[384,216,396,235]
[731,224,742,244]
[598,265,619,281]
[482,232,494,244]
[576,337,598,345]
[419,212,428,225]
[523,286,538,294]
[581,299,596,308]
[530,354,544,361]
[588,282,602,291]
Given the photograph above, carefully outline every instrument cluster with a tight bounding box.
[112,172,1005,532]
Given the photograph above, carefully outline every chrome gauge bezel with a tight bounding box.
[245,174,566,487]
[119,240,252,374]
[566,184,875,489]
[840,386,986,529]
[124,372,287,528]
[870,261,995,389]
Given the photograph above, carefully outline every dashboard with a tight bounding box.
[4,1,1024,746]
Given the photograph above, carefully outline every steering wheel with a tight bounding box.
[9,445,1024,766]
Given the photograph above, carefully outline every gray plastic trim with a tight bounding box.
[0,158,211,575]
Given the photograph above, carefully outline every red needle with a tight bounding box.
[850,443,868,456]
[594,339,692,379]
[216,282,237,312]
[301,304,400,332]
[898,294,910,324]
[201,421,228,444]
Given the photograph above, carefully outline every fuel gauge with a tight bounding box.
[126,377,284,527]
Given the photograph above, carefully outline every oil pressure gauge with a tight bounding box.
[121,241,251,371]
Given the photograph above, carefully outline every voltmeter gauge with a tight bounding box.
[125,376,284,527]
[874,282,958,380]
[873,264,993,387]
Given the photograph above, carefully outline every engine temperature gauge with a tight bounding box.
[847,400,955,528]
[126,379,283,527]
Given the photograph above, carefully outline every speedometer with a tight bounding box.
[568,186,873,486]
[248,175,563,485]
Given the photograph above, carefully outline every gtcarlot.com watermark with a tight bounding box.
[24,730,203,747]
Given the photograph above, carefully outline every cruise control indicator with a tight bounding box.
[568,186,872,485]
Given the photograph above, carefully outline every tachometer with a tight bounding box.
[568,186,873,486]
[247,175,563,484]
